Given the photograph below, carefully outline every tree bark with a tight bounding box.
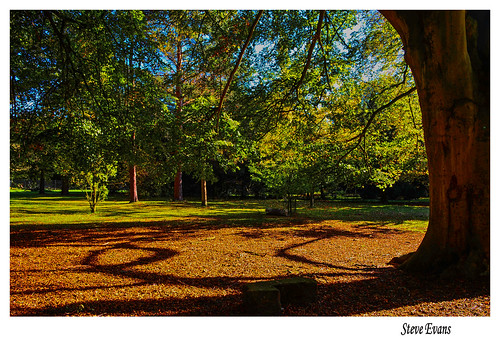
[38,169,45,194]
[201,178,208,207]
[381,10,490,277]
[129,130,139,203]
[173,168,183,201]
[61,175,70,195]
[173,39,184,202]
[129,164,139,203]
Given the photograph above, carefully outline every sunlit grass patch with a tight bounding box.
[10,190,428,233]
[294,201,428,232]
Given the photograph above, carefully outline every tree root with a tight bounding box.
[389,248,489,280]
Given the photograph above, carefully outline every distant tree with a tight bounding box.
[76,158,117,214]
[150,10,219,201]
[10,11,81,194]
[68,112,118,213]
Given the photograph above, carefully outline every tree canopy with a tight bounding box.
[10,10,426,208]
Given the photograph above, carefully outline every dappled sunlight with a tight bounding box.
[10,194,487,316]
[11,212,488,316]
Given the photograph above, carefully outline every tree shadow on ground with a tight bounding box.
[11,221,489,316]
[22,293,244,316]
[10,210,407,250]
[11,199,487,317]
[16,267,489,316]
[290,269,489,316]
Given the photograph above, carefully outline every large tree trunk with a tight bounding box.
[381,10,490,277]
[129,164,139,203]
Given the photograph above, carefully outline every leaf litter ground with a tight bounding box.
[10,199,489,316]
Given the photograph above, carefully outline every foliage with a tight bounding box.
[70,117,118,212]
[10,10,428,203]
[243,11,426,200]
[76,161,117,213]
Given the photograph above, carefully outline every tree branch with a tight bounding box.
[336,86,417,166]
[328,14,350,50]
[346,86,417,143]
[212,10,264,130]
[373,63,410,99]
[318,38,333,91]
[291,10,325,95]
[44,11,108,115]
[241,10,326,139]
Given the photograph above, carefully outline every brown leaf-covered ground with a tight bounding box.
[10,210,489,316]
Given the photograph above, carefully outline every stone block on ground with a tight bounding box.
[265,208,289,216]
[242,277,317,315]
[242,281,281,315]
[273,277,318,305]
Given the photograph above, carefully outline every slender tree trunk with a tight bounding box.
[129,164,139,203]
[89,178,97,213]
[173,39,184,202]
[309,191,315,208]
[173,168,183,201]
[201,178,208,207]
[38,169,45,194]
[61,175,70,195]
[381,10,490,277]
[129,130,139,203]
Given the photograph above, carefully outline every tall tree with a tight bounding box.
[153,10,207,201]
[381,10,489,277]
[13,10,165,207]
[152,10,259,204]
[10,11,62,192]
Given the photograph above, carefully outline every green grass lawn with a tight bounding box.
[10,190,429,233]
